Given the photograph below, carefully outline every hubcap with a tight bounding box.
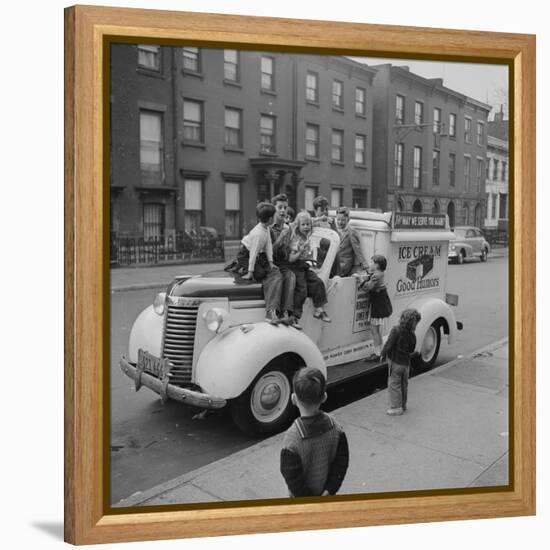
[251,371,290,423]
[421,326,438,362]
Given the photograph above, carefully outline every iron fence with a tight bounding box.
[111,230,225,266]
[483,228,509,247]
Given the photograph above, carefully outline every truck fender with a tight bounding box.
[128,305,164,362]
[195,322,326,400]
[404,296,458,348]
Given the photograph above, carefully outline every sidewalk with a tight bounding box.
[116,338,509,507]
[110,246,509,292]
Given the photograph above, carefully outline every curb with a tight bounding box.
[113,337,509,509]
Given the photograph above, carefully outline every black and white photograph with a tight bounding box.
[109,44,509,508]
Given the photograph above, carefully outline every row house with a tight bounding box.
[484,110,509,231]
[370,64,491,228]
[110,44,376,244]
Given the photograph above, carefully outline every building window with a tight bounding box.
[413,146,422,189]
[304,185,318,212]
[499,193,507,219]
[493,159,499,180]
[474,203,482,227]
[449,113,456,138]
[502,161,507,182]
[477,121,485,146]
[184,179,203,234]
[394,143,404,187]
[224,108,242,148]
[432,200,440,214]
[432,150,440,186]
[261,56,274,91]
[414,101,424,125]
[486,158,491,179]
[305,186,318,212]
[464,156,471,192]
[183,99,203,143]
[138,45,160,71]
[397,199,405,212]
[225,182,241,237]
[433,107,441,134]
[224,49,239,82]
[355,134,366,165]
[306,72,319,102]
[413,199,423,213]
[449,152,456,187]
[463,204,469,225]
[352,188,368,208]
[182,47,200,72]
[332,80,343,109]
[260,115,276,154]
[330,188,343,208]
[331,130,344,162]
[355,87,366,116]
[395,95,405,124]
[464,117,472,142]
[306,124,319,159]
[139,110,164,184]
[476,159,484,191]
[143,203,165,241]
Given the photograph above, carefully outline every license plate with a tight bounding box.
[138,349,171,379]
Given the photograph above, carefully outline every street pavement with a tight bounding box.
[115,338,509,508]
[111,246,508,292]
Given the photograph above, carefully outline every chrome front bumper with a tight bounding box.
[119,356,226,409]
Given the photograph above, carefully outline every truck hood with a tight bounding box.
[170,270,263,300]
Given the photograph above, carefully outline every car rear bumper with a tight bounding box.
[120,356,227,409]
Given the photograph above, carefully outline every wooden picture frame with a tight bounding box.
[64,4,535,545]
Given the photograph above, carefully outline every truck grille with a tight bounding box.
[161,302,199,385]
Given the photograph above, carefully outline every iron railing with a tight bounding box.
[110,230,225,266]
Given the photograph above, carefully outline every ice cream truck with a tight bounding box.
[120,210,462,436]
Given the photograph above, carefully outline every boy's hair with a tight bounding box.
[399,308,421,331]
[313,196,329,210]
[336,206,350,217]
[286,206,295,220]
[271,193,288,205]
[292,367,326,406]
[256,202,276,223]
[371,254,387,271]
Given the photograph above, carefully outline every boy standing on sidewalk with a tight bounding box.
[381,308,421,416]
[280,367,349,497]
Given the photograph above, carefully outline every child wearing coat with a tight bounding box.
[380,308,421,415]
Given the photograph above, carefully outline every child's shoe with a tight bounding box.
[288,315,303,330]
[313,309,332,323]
[386,407,404,416]
[265,310,280,325]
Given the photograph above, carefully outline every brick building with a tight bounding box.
[370,64,491,228]
[484,109,509,232]
[109,44,376,245]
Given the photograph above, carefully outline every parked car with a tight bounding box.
[448,226,490,264]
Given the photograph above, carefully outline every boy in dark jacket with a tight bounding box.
[280,367,349,497]
[381,308,421,416]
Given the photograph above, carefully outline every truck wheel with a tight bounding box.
[230,362,296,437]
[411,322,441,373]
[456,250,465,264]
[480,248,488,262]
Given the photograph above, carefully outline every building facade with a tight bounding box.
[110,44,376,245]
[370,64,491,228]
[484,113,509,232]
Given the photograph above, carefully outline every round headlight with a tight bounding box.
[153,292,166,315]
[450,244,456,251]
[203,308,228,333]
